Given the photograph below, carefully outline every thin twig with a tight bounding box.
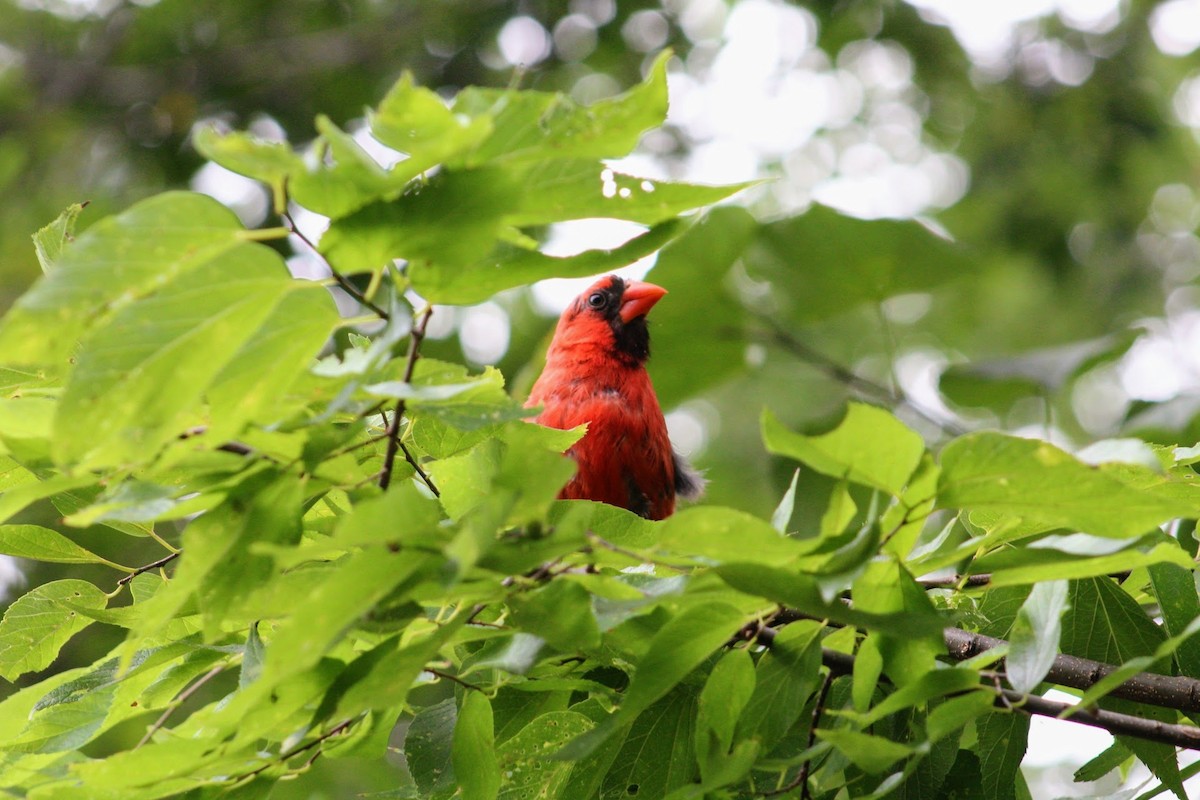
[585,532,690,572]
[399,439,441,497]
[282,209,391,321]
[135,664,225,748]
[116,552,181,589]
[916,570,1131,591]
[425,667,483,692]
[233,718,358,782]
[765,668,836,797]
[178,426,262,459]
[380,306,433,491]
[764,321,966,437]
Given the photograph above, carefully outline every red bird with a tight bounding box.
[527,275,702,520]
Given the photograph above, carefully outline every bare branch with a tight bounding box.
[380,306,433,491]
[425,667,483,692]
[136,664,225,748]
[116,551,181,590]
[769,608,1200,715]
[233,717,358,783]
[814,647,1200,751]
[917,570,1131,591]
[943,627,1200,714]
[282,209,391,321]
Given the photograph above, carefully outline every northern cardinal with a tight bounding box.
[527,274,702,520]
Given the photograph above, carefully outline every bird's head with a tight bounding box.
[552,275,668,366]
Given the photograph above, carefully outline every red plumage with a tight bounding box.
[527,275,702,520]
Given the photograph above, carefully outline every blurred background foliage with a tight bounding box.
[2,0,1200,794]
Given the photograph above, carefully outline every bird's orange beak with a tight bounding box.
[618,280,668,323]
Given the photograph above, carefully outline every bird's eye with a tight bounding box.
[587,292,606,309]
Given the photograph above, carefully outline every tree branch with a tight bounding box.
[379,306,433,491]
[116,551,181,590]
[815,647,1200,751]
[178,425,260,457]
[425,667,483,692]
[769,609,1200,716]
[942,626,1200,714]
[916,570,1130,591]
[233,717,358,783]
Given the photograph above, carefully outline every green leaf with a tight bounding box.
[695,649,756,780]
[616,601,750,719]
[496,711,593,799]
[287,115,405,218]
[409,219,687,306]
[974,712,1029,800]
[508,159,753,227]
[406,698,457,798]
[925,691,994,744]
[658,506,805,565]
[939,331,1140,414]
[334,621,464,717]
[125,473,288,654]
[203,281,339,440]
[320,169,512,277]
[716,563,944,637]
[192,127,303,212]
[1148,563,1200,678]
[1073,741,1131,783]
[196,477,301,637]
[747,204,973,325]
[449,50,670,167]
[556,603,749,760]
[239,624,264,691]
[762,404,925,496]
[0,580,107,681]
[0,192,248,366]
[816,728,913,774]
[0,525,125,568]
[979,538,1192,587]
[368,72,494,169]
[772,469,802,534]
[734,623,820,753]
[452,692,499,800]
[853,559,942,686]
[853,634,884,712]
[254,550,437,691]
[937,432,1195,538]
[598,686,699,799]
[32,202,86,273]
[1060,578,1166,667]
[856,668,982,728]
[53,245,304,469]
[1005,580,1069,693]
[509,580,601,652]
[329,481,443,550]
